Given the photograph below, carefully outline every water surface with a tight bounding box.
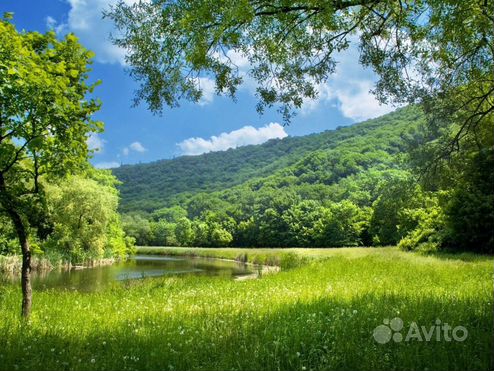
[1,255,253,291]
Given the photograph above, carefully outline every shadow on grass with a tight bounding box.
[1,291,491,371]
[418,249,494,263]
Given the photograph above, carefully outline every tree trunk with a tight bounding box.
[18,224,32,318]
[0,173,32,318]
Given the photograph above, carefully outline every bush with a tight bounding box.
[397,196,445,252]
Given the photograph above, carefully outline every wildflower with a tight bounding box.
[91,358,96,363]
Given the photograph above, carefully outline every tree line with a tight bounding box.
[119,107,493,253]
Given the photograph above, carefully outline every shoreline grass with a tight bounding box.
[0,247,492,371]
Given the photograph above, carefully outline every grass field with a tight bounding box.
[0,247,492,371]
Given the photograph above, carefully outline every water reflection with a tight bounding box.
[1,255,253,292]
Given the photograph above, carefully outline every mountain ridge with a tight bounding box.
[113,106,423,213]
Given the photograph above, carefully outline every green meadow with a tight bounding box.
[1,247,492,371]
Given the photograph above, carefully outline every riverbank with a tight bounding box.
[0,254,116,277]
[136,246,324,269]
[0,247,492,371]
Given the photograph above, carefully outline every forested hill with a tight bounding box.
[113,106,424,213]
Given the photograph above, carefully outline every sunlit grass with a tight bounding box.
[0,247,492,371]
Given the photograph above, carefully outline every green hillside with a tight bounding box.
[113,106,465,250]
[114,106,423,213]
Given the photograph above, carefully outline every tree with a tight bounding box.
[150,219,178,246]
[0,16,101,318]
[107,0,492,137]
[151,205,187,222]
[282,200,323,246]
[45,174,129,261]
[122,213,152,246]
[443,148,494,253]
[175,217,195,246]
[369,175,423,245]
[314,201,365,247]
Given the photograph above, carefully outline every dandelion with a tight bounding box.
[91,358,96,363]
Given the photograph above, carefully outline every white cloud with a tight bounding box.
[177,123,287,156]
[122,141,147,156]
[301,79,395,121]
[299,41,395,121]
[87,133,105,152]
[52,0,143,65]
[45,16,66,34]
[329,80,395,121]
[129,141,147,152]
[194,77,216,106]
[94,161,120,169]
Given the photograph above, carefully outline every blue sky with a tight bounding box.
[2,0,395,168]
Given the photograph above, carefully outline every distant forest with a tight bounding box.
[113,106,493,253]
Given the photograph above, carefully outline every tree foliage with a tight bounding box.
[45,171,131,261]
[0,15,130,317]
[107,0,493,134]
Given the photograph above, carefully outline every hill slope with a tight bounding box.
[113,106,424,213]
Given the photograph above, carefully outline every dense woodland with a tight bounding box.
[114,106,493,253]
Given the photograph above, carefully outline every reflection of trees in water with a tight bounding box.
[2,256,253,291]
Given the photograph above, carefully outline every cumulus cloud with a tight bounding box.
[301,79,395,122]
[94,161,120,169]
[87,133,105,152]
[122,141,147,156]
[300,42,395,121]
[178,123,287,156]
[47,0,142,65]
[129,141,147,152]
[194,77,216,106]
[329,80,395,121]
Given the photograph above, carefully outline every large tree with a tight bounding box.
[107,0,492,137]
[0,14,101,318]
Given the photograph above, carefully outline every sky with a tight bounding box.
[2,0,395,169]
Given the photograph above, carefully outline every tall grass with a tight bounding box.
[0,247,492,371]
[136,246,313,269]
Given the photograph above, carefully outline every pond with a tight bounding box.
[1,255,254,292]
